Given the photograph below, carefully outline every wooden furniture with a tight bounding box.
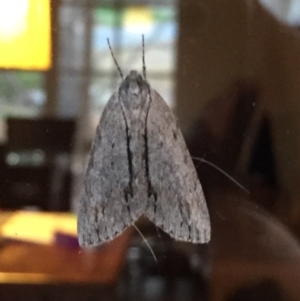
[0,211,132,301]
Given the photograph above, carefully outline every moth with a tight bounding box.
[78,38,211,247]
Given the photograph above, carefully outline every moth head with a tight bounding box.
[120,70,148,94]
[127,70,144,81]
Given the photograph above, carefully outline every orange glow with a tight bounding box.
[0,0,51,70]
[1,211,77,245]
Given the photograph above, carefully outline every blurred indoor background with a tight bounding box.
[1,0,300,300]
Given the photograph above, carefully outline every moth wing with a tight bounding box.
[78,93,135,247]
[146,89,211,243]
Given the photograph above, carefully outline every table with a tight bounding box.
[0,211,132,300]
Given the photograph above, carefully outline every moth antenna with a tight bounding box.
[142,34,146,79]
[192,157,250,194]
[107,38,124,79]
[132,223,158,263]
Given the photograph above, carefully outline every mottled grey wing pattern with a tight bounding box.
[145,89,211,243]
[78,92,135,246]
